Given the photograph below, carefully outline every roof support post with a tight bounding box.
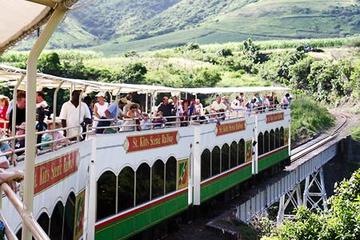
[22,4,67,240]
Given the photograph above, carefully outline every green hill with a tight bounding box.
[16,0,360,55]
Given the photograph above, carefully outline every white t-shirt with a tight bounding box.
[211,101,227,111]
[95,102,109,118]
[59,101,91,138]
[36,100,48,109]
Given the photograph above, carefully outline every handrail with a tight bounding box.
[1,183,50,240]
[0,212,17,240]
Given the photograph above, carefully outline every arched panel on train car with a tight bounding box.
[37,212,50,235]
[258,132,264,155]
[280,127,285,147]
[221,143,230,172]
[238,140,245,165]
[136,163,151,205]
[63,192,76,240]
[165,157,176,194]
[201,149,211,181]
[211,146,221,176]
[230,141,237,168]
[97,171,116,220]
[275,128,280,148]
[118,166,135,212]
[270,130,275,151]
[264,131,270,153]
[50,201,64,240]
[152,160,165,199]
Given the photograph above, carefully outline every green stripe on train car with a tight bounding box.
[95,191,188,240]
[258,148,289,172]
[200,165,252,203]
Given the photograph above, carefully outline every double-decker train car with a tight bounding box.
[0,65,290,240]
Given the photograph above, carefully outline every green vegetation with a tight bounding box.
[264,169,360,240]
[16,0,360,53]
[290,97,335,142]
[352,127,360,141]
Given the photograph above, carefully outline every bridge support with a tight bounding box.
[276,184,302,224]
[303,168,328,211]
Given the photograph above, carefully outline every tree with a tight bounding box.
[120,63,148,84]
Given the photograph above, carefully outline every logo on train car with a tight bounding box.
[177,159,189,190]
[74,189,86,240]
[34,150,78,194]
[266,112,284,124]
[216,120,246,136]
[124,131,179,152]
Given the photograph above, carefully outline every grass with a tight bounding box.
[352,127,360,141]
[290,96,335,142]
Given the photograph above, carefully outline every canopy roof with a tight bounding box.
[0,0,79,54]
[0,64,290,94]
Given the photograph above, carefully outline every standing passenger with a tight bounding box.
[59,90,91,140]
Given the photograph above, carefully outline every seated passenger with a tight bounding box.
[140,113,152,130]
[193,99,204,116]
[221,96,231,111]
[121,103,142,132]
[97,98,127,134]
[0,131,11,169]
[152,111,166,128]
[41,120,68,150]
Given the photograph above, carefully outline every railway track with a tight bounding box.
[290,113,350,163]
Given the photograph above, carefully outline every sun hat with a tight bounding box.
[96,92,106,97]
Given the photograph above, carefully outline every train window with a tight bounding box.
[165,157,177,194]
[201,149,211,181]
[136,163,151,205]
[258,133,264,156]
[280,127,285,147]
[270,130,275,150]
[230,141,237,168]
[264,131,270,153]
[221,144,230,172]
[152,160,165,199]
[118,167,135,212]
[212,146,221,176]
[63,192,75,240]
[38,212,50,235]
[238,139,245,165]
[50,201,64,240]
[97,171,116,220]
[275,128,280,148]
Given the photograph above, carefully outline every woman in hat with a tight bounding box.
[121,103,142,132]
[93,92,109,128]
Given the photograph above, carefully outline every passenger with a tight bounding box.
[35,107,48,145]
[211,95,227,113]
[239,92,246,107]
[14,122,26,156]
[152,111,166,128]
[83,96,94,119]
[41,119,68,150]
[93,92,109,128]
[263,95,271,108]
[97,98,127,134]
[6,90,25,120]
[121,103,142,131]
[0,96,9,129]
[231,96,242,111]
[221,96,231,111]
[281,93,292,109]
[140,113,152,130]
[157,96,175,123]
[172,96,184,126]
[59,90,91,140]
[8,92,26,132]
[36,91,48,109]
[122,93,134,114]
[193,99,204,116]
[0,130,11,168]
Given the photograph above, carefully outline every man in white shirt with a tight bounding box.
[211,95,227,112]
[59,90,91,139]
